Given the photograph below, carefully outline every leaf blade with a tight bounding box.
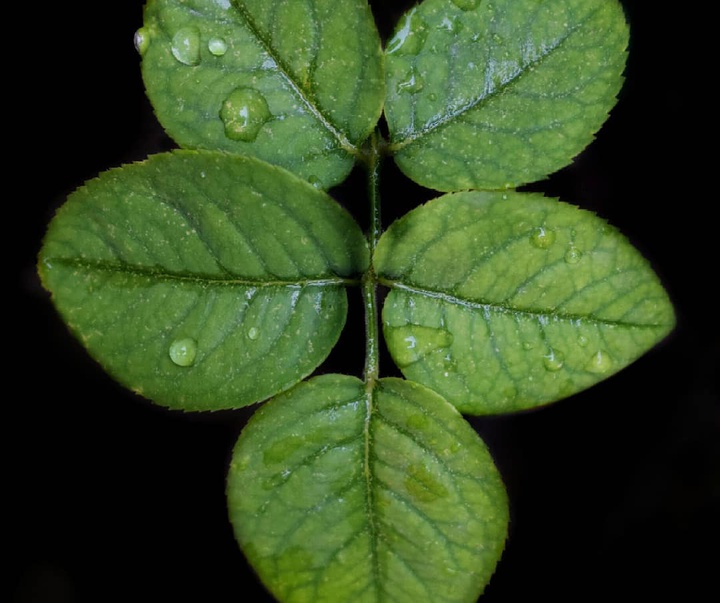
[140,0,385,187]
[38,151,369,410]
[227,375,509,603]
[375,191,676,415]
[384,0,629,191]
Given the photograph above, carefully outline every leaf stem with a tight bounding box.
[362,131,383,387]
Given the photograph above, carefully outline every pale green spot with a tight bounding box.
[451,0,480,10]
[171,27,201,66]
[247,326,259,340]
[405,463,449,502]
[220,87,271,142]
[169,337,198,367]
[263,435,305,465]
[529,226,556,249]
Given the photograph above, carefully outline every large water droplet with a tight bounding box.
[134,27,151,56]
[385,325,454,367]
[529,226,556,249]
[386,7,428,55]
[452,0,480,10]
[208,37,228,56]
[169,337,198,367]
[586,349,614,374]
[220,87,271,142]
[171,27,201,66]
[564,244,583,264]
[543,349,565,372]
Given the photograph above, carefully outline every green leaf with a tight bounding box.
[138,0,384,189]
[384,0,629,191]
[227,374,508,603]
[375,191,675,415]
[38,151,369,411]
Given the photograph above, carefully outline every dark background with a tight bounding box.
[13,1,717,601]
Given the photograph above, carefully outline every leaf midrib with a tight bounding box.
[382,279,672,330]
[232,0,360,156]
[45,256,358,288]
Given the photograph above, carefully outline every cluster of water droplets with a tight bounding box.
[134,25,272,143]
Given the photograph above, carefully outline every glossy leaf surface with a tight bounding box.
[384,0,629,191]
[376,191,675,415]
[38,151,368,410]
[139,0,385,188]
[227,374,508,603]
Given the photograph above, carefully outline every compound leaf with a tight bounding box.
[376,191,675,415]
[384,0,629,191]
[138,0,385,188]
[38,151,368,411]
[227,374,508,603]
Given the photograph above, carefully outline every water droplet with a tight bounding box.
[134,27,150,56]
[386,7,428,55]
[385,325,454,367]
[577,334,589,347]
[586,349,614,374]
[397,68,424,94]
[529,226,556,249]
[307,175,323,189]
[564,244,583,264]
[220,87,271,142]
[169,338,198,367]
[543,349,565,372]
[405,464,448,502]
[171,27,201,66]
[208,36,228,56]
[452,0,480,10]
[247,326,259,340]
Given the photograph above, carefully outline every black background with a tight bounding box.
[13,1,717,601]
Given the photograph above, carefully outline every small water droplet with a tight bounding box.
[208,36,228,56]
[543,349,565,372]
[169,337,198,367]
[397,68,424,94]
[171,27,201,66]
[451,0,480,10]
[522,341,534,350]
[307,175,323,189]
[220,87,271,142]
[529,226,556,249]
[586,349,614,374]
[134,27,151,56]
[577,334,589,347]
[564,244,583,264]
[386,7,428,55]
[247,326,259,340]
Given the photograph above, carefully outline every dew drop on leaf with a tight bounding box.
[586,349,614,374]
[134,27,150,56]
[171,27,202,66]
[397,68,424,94]
[169,337,198,367]
[529,226,556,249]
[220,87,272,142]
[564,244,583,264]
[451,0,480,10]
[543,349,565,372]
[385,325,454,367]
[247,326,259,340]
[208,37,228,56]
